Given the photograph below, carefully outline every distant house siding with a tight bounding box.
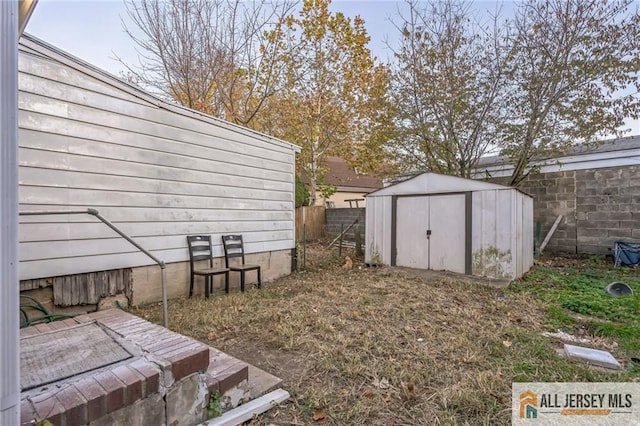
[18,37,298,289]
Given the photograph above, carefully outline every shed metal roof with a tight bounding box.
[368,172,530,197]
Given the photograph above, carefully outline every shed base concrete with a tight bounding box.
[393,266,512,288]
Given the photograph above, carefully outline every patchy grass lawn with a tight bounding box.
[510,256,640,354]
[131,246,638,425]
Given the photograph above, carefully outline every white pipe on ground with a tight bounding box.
[0,1,20,424]
[201,389,290,426]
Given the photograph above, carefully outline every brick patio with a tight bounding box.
[20,309,250,426]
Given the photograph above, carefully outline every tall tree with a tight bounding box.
[389,0,507,177]
[121,0,296,127]
[501,0,640,186]
[260,0,392,205]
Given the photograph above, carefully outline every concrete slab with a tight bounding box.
[247,364,282,399]
[564,344,621,370]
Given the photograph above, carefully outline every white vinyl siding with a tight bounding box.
[18,36,299,281]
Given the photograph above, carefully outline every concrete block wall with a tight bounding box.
[489,164,640,255]
[518,171,578,254]
[325,208,366,241]
[575,166,640,254]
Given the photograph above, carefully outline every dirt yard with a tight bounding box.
[131,243,637,425]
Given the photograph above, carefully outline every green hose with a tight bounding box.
[20,295,75,329]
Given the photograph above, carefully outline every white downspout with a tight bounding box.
[0,0,20,424]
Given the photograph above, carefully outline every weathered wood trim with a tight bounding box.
[21,268,132,306]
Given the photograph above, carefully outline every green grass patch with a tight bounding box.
[510,257,640,354]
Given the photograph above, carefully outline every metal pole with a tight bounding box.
[303,224,306,270]
[161,264,168,328]
[92,209,168,327]
[338,223,344,258]
[0,1,20,423]
[20,209,169,329]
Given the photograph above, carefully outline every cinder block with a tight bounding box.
[608,229,632,238]
[577,244,609,254]
[610,195,633,204]
[556,192,575,201]
[577,187,596,196]
[577,228,605,238]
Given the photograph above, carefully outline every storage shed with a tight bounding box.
[365,173,533,280]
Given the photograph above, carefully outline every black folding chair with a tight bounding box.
[221,235,261,292]
[187,235,229,298]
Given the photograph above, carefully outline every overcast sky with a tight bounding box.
[26,0,639,136]
[26,0,402,74]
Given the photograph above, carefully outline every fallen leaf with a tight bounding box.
[373,377,390,389]
[352,310,360,319]
[363,388,374,399]
[206,331,217,341]
[313,409,326,421]
[406,383,415,393]
[502,340,512,348]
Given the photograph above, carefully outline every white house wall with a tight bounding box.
[18,38,298,281]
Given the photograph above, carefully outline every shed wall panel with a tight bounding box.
[472,190,518,279]
[365,196,392,264]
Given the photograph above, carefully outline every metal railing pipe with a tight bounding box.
[19,208,169,328]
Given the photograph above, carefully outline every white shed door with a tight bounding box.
[396,196,430,268]
[396,195,466,273]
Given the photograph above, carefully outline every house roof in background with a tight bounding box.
[474,135,640,178]
[478,135,640,167]
[324,157,382,192]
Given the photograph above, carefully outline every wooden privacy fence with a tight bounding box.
[295,206,326,241]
